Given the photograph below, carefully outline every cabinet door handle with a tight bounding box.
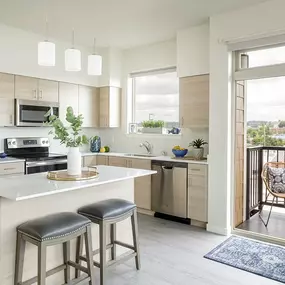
[190,169,201,172]
[33,89,37,99]
[39,90,43,99]
[181,117,184,127]
[4,167,16,171]
[9,115,13,124]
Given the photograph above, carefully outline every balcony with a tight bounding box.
[237,146,285,239]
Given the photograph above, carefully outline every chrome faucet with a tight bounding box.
[140,141,152,154]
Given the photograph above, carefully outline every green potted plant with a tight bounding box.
[189,138,208,160]
[46,106,88,175]
[141,120,165,134]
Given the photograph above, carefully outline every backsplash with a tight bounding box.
[98,128,209,156]
[0,127,99,153]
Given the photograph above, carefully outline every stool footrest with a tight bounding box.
[61,275,91,285]
[115,240,135,251]
[107,251,137,267]
[67,261,89,275]
[21,264,66,285]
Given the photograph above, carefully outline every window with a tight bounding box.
[129,68,179,135]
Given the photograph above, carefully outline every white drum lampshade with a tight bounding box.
[88,54,102,75]
[38,41,55,66]
[65,48,81,71]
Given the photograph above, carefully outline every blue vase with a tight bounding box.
[90,137,101,153]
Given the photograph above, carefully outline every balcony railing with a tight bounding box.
[246,146,285,220]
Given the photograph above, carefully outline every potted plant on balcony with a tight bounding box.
[141,120,164,134]
[189,138,208,160]
[46,106,88,176]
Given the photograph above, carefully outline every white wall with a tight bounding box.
[208,0,285,235]
[177,23,209,77]
[99,39,209,155]
[0,23,99,86]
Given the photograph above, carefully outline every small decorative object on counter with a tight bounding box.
[47,167,99,181]
[90,136,101,153]
[99,146,110,153]
[189,139,208,160]
[172,145,188,157]
[45,106,88,176]
[168,127,180,135]
[0,152,7,158]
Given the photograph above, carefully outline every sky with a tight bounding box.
[246,46,285,122]
[134,71,179,123]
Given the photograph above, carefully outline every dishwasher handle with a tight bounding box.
[162,166,173,170]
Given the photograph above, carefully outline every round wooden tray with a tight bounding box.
[47,167,99,181]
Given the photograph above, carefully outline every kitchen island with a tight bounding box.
[0,165,156,285]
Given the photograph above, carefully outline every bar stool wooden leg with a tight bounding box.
[110,223,116,261]
[131,209,141,270]
[14,232,26,285]
[85,226,96,285]
[63,241,71,283]
[37,243,47,285]
[99,221,107,285]
[75,235,83,278]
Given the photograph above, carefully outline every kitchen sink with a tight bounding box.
[124,153,156,158]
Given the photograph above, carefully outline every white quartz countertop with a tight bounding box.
[0,165,156,201]
[0,157,25,164]
[81,151,208,165]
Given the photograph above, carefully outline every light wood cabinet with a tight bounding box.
[188,164,208,222]
[83,156,97,167]
[15,75,59,102]
[97,155,109,165]
[0,73,15,126]
[59,82,78,125]
[15,75,38,100]
[108,156,127,167]
[180,74,209,128]
[79,85,99,128]
[38,79,59,102]
[130,159,152,210]
[99,86,121,128]
[0,162,25,176]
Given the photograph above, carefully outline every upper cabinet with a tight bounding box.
[177,24,209,78]
[78,85,99,128]
[180,74,209,128]
[0,73,15,126]
[38,79,59,102]
[15,75,59,103]
[59,82,78,125]
[99,86,121,128]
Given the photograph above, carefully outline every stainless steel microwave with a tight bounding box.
[15,99,59,127]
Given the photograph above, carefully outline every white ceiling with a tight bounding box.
[0,0,269,49]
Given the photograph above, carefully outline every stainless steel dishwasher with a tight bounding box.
[151,161,188,221]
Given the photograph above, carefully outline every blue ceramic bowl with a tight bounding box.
[172,149,188,158]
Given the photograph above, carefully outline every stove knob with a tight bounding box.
[12,141,16,145]
[42,141,45,144]
[45,140,49,144]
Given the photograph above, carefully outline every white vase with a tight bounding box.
[67,147,82,176]
[192,148,204,160]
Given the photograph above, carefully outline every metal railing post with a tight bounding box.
[258,148,263,210]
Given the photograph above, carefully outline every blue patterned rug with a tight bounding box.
[204,236,285,284]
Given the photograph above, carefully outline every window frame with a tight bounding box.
[128,67,180,135]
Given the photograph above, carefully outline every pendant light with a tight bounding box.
[65,30,81,71]
[38,18,55,67]
[88,38,102,75]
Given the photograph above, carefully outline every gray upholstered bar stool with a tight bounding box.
[14,212,95,285]
[77,199,140,285]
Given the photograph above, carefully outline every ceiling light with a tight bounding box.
[38,19,55,67]
[88,38,102,76]
[65,30,81,72]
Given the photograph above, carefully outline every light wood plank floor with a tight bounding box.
[96,214,282,285]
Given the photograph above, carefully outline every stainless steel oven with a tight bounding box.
[26,159,67,174]
[15,99,59,127]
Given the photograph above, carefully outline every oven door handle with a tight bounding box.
[26,159,67,167]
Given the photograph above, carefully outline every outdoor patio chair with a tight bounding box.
[260,162,285,227]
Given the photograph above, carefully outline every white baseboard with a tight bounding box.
[206,223,231,236]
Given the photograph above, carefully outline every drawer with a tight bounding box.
[188,164,207,176]
[0,162,24,175]
[108,156,127,167]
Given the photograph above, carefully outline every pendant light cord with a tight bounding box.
[72,29,75,49]
[93,38,96,54]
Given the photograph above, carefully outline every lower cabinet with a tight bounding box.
[0,162,25,176]
[188,164,208,223]
[131,159,152,210]
[96,155,109,165]
[108,156,127,167]
[83,156,97,167]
